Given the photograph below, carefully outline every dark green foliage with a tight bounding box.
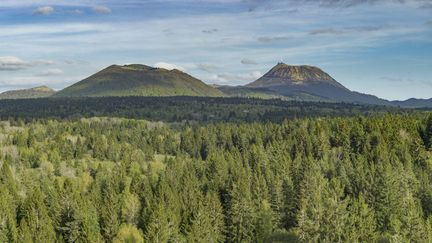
[0,96,413,123]
[18,188,56,242]
[216,85,291,100]
[421,114,432,150]
[0,186,18,242]
[0,113,431,242]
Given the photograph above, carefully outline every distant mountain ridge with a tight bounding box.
[1,62,430,108]
[0,86,55,99]
[54,64,223,97]
[392,98,432,108]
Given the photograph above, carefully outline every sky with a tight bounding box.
[0,0,431,100]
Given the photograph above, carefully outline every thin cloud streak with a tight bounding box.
[241,58,258,65]
[36,68,64,76]
[0,56,54,71]
[93,6,112,14]
[32,6,54,15]
[0,56,31,71]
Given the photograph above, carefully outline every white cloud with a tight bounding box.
[0,57,56,71]
[64,59,88,65]
[0,56,31,71]
[93,6,111,14]
[195,63,218,72]
[154,62,185,71]
[36,68,63,76]
[211,71,262,83]
[0,1,108,8]
[202,28,219,34]
[33,6,54,15]
[33,59,55,65]
[241,58,258,65]
[257,36,290,43]
[67,9,84,15]
[0,23,107,38]
[0,73,83,92]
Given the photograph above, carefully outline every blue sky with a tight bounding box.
[0,0,431,100]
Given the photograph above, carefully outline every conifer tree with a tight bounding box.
[227,180,256,243]
[185,192,225,243]
[114,224,144,243]
[0,187,17,242]
[100,179,120,240]
[19,188,57,242]
[346,194,376,242]
[145,203,180,243]
[297,168,349,242]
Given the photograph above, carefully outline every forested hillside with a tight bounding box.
[53,64,223,97]
[0,96,409,123]
[1,114,432,242]
[0,86,55,100]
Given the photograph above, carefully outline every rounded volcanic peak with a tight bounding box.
[101,64,154,73]
[267,63,334,82]
[54,63,224,97]
[247,62,347,89]
[102,64,185,74]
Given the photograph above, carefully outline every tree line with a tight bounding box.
[0,96,410,123]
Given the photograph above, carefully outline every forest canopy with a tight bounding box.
[1,113,432,242]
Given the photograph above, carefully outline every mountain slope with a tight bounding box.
[216,85,332,102]
[0,86,55,99]
[54,64,223,97]
[216,85,286,99]
[245,63,390,105]
[392,98,432,108]
[247,63,346,89]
